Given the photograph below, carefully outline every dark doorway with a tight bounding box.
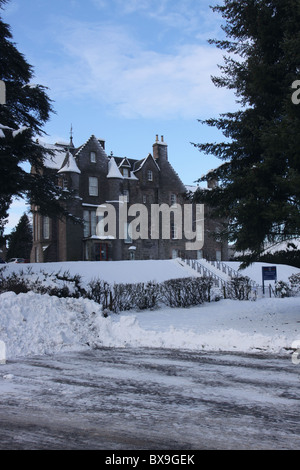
[94,243,108,261]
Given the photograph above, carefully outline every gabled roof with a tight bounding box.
[133,153,160,173]
[118,157,131,168]
[112,156,139,168]
[75,134,107,160]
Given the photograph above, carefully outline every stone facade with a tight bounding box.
[30,135,228,263]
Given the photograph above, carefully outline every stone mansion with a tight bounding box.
[30,134,228,263]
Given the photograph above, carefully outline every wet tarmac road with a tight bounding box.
[0,347,299,450]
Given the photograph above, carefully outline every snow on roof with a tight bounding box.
[118,157,131,168]
[89,235,115,240]
[263,238,300,255]
[107,157,124,179]
[132,158,145,172]
[42,143,66,170]
[111,157,139,179]
[185,185,198,193]
[58,151,81,174]
[55,140,70,147]
[133,153,160,173]
[75,135,107,159]
[127,172,138,180]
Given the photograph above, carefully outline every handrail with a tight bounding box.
[179,257,264,299]
[181,256,259,290]
[206,259,241,279]
[183,258,229,289]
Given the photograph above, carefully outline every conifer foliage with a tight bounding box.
[0,0,75,242]
[193,0,300,264]
[6,213,32,260]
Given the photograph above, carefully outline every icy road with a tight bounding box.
[0,347,299,450]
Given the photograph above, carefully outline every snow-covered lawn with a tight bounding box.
[0,259,299,360]
[2,258,298,285]
[2,259,198,286]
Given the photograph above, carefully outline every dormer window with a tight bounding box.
[123,168,129,178]
[147,170,153,182]
[90,151,96,163]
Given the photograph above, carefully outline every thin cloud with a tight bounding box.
[43,19,235,119]
[91,0,221,38]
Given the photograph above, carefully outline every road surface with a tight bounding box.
[0,347,299,450]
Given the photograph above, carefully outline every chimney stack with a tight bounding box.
[153,134,168,161]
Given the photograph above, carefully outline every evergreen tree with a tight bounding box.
[193,0,300,265]
[0,0,77,245]
[6,213,32,260]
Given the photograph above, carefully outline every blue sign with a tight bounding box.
[262,266,277,281]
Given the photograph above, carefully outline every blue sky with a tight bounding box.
[2,0,237,233]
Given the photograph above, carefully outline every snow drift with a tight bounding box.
[0,259,299,360]
[0,290,299,360]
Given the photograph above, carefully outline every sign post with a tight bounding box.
[262,266,277,295]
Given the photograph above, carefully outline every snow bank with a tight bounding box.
[2,259,198,287]
[0,290,299,360]
[3,259,299,286]
[0,292,102,359]
[225,261,298,284]
[97,296,300,354]
[1,260,299,359]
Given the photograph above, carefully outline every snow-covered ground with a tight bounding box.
[2,258,298,285]
[0,259,299,360]
[2,259,200,286]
